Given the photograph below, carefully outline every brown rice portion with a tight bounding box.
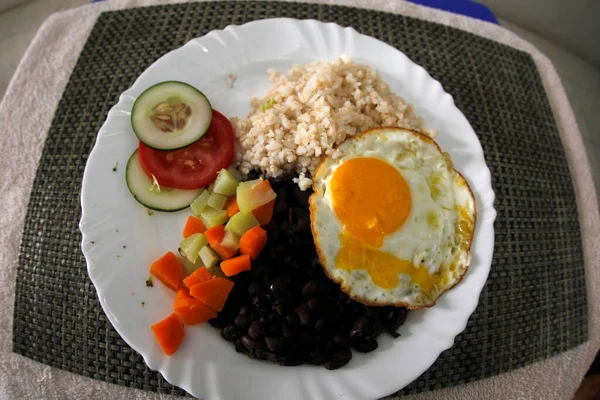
[233,55,436,190]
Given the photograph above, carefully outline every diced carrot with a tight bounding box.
[220,254,252,277]
[205,225,238,260]
[175,286,191,302]
[239,226,268,260]
[151,313,185,356]
[150,251,183,291]
[189,277,234,312]
[183,267,212,289]
[252,199,275,226]
[183,215,206,238]
[173,297,217,325]
[225,195,240,217]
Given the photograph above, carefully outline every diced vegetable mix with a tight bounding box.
[183,215,206,238]
[179,233,208,263]
[225,211,259,237]
[239,226,268,260]
[150,251,182,291]
[220,254,252,277]
[149,171,277,356]
[189,277,235,312]
[183,267,212,288]
[151,313,185,356]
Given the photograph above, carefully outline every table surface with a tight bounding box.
[0,1,598,399]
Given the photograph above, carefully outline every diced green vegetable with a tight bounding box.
[221,230,240,251]
[227,167,244,182]
[183,257,203,276]
[213,169,240,196]
[190,190,210,215]
[236,179,277,212]
[200,207,229,228]
[207,192,227,210]
[204,261,225,278]
[225,211,259,237]
[178,233,208,263]
[199,245,219,269]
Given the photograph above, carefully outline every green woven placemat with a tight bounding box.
[13,1,587,397]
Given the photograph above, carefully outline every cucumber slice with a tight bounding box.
[131,81,212,150]
[126,150,202,211]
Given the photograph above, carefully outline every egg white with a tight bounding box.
[310,128,476,308]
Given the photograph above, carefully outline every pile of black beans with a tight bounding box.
[209,176,408,369]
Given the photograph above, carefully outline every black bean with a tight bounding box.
[248,283,265,298]
[388,308,408,333]
[314,319,326,331]
[355,339,378,353]
[325,347,352,370]
[280,358,304,367]
[292,186,311,208]
[308,298,323,316]
[286,312,300,326]
[295,303,311,326]
[254,338,267,352]
[247,170,259,180]
[307,350,327,365]
[221,326,239,342]
[234,314,250,328]
[262,352,280,363]
[242,335,259,351]
[276,200,289,213]
[302,280,326,298]
[349,316,370,338]
[281,322,295,338]
[265,337,284,352]
[238,306,250,316]
[248,321,266,339]
[371,318,383,338]
[333,335,348,347]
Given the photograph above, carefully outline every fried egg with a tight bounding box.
[309,127,476,309]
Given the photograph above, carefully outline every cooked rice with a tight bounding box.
[234,55,436,190]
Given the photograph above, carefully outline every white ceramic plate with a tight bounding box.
[80,18,496,400]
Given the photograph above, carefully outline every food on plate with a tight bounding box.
[150,251,183,291]
[189,277,235,312]
[173,296,218,325]
[134,63,472,367]
[210,178,409,369]
[126,150,203,211]
[183,267,212,288]
[239,226,268,260]
[148,171,275,356]
[220,254,252,277]
[310,128,476,309]
[131,81,212,150]
[138,109,234,190]
[182,215,207,238]
[151,313,185,356]
[234,56,436,190]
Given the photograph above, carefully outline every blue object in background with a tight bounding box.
[91,0,498,25]
[406,0,499,24]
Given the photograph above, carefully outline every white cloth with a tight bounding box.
[0,0,598,399]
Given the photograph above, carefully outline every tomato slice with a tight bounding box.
[138,110,235,190]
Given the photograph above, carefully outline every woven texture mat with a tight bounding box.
[12,1,587,397]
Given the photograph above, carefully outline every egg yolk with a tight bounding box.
[330,157,442,293]
[330,157,411,248]
[336,231,441,292]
